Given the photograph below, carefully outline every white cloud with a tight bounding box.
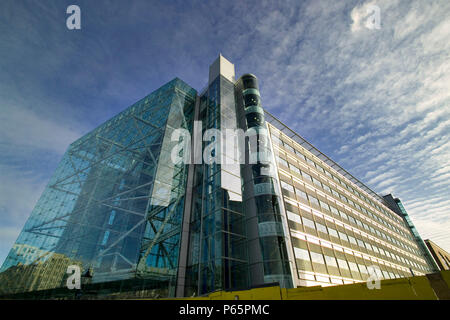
[421,18,450,54]
[0,106,82,155]
[0,166,47,266]
[0,165,46,219]
[0,103,85,267]
[232,0,450,251]
[0,226,22,267]
[411,217,450,251]
[0,0,449,265]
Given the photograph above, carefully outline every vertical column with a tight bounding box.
[236,74,293,288]
[176,96,200,297]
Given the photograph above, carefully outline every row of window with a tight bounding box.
[279,177,422,259]
[277,155,420,251]
[276,152,411,242]
[270,129,407,230]
[286,210,430,273]
[294,247,400,281]
[438,252,450,269]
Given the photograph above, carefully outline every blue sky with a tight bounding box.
[0,0,449,265]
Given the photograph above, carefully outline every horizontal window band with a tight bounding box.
[243,88,260,96]
[245,105,264,115]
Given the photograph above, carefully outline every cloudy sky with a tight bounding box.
[0,0,449,265]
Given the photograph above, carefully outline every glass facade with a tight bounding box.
[184,73,248,296]
[0,78,196,297]
[0,55,437,298]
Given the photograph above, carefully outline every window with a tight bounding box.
[295,188,308,201]
[331,189,340,198]
[323,185,331,193]
[337,258,349,270]
[308,195,319,206]
[281,181,294,193]
[316,275,330,283]
[374,267,384,279]
[328,228,338,238]
[277,157,288,167]
[339,211,348,220]
[310,251,325,264]
[440,253,450,269]
[302,172,312,182]
[358,264,368,275]
[287,210,301,224]
[330,206,339,215]
[294,247,310,261]
[284,144,295,153]
[325,255,338,268]
[306,158,316,167]
[357,239,366,248]
[348,262,359,273]
[290,165,301,174]
[316,222,328,234]
[348,236,357,245]
[339,231,349,242]
[303,217,316,230]
[319,200,330,211]
[295,150,306,160]
[312,177,322,188]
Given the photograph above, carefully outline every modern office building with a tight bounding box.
[424,240,450,271]
[0,55,438,298]
[382,194,439,273]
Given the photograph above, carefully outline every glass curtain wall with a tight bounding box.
[184,75,247,296]
[0,79,196,297]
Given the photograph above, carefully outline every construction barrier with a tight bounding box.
[176,270,450,300]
